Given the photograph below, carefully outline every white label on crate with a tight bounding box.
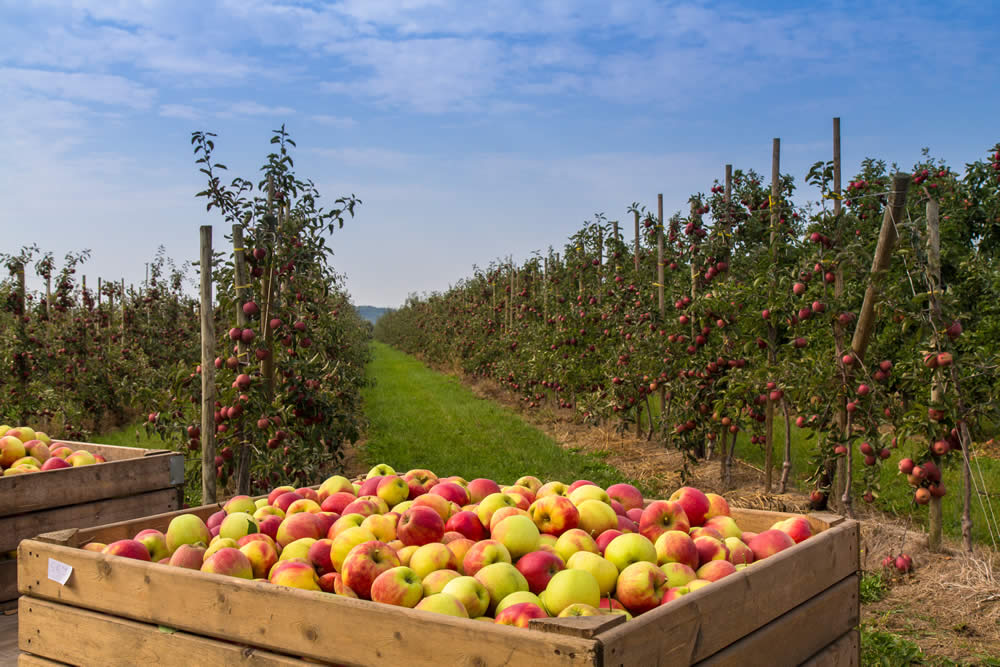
[47,558,73,585]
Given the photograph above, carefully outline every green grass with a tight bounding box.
[859,570,889,604]
[89,421,166,449]
[361,342,653,492]
[724,417,1000,546]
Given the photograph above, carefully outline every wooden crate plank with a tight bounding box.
[19,655,71,667]
[18,597,310,666]
[1,488,182,553]
[800,629,859,667]
[1,558,17,604]
[599,520,859,666]
[0,453,184,517]
[694,574,859,666]
[18,541,600,667]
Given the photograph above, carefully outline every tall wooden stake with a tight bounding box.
[926,195,944,551]
[633,210,640,273]
[831,117,850,511]
[657,194,664,316]
[199,226,217,505]
[232,225,253,494]
[765,138,780,492]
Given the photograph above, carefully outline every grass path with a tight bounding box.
[360,341,645,489]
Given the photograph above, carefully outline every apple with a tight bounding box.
[134,529,169,562]
[495,591,545,616]
[286,499,322,515]
[444,510,486,542]
[102,539,150,561]
[475,493,519,527]
[167,543,205,569]
[253,506,285,522]
[474,562,530,614]
[704,516,742,541]
[724,537,755,565]
[366,463,396,479]
[494,601,547,627]
[492,515,540,558]
[772,517,813,544]
[398,506,446,547]
[330,513,366,538]
[269,560,321,591]
[535,481,570,498]
[411,493,452,521]
[341,540,402,599]
[240,539,279,578]
[528,495,580,537]
[431,481,470,506]
[273,492,305,513]
[267,485,296,505]
[40,456,71,471]
[0,436,26,468]
[539,568,601,616]
[201,547,253,579]
[278,537,316,563]
[446,538,475,572]
[606,483,644,511]
[660,586,690,604]
[275,512,324,547]
[654,530,700,569]
[697,559,737,582]
[403,469,439,498]
[375,475,410,507]
[66,450,97,467]
[371,566,424,608]
[689,526,724,541]
[396,545,418,566]
[639,501,691,543]
[568,484,611,507]
[223,495,256,515]
[341,498,382,518]
[422,569,462,596]
[488,506,529,533]
[408,542,458,578]
[660,561,697,588]
[24,440,50,463]
[514,475,543,494]
[747,529,796,560]
[320,491,358,514]
[604,533,657,572]
[329,526,377,572]
[576,499,618,537]
[206,510,227,531]
[616,561,668,615]
[165,514,211,553]
[558,603,601,618]
[219,512,259,542]
[361,513,398,543]
[442,575,491,617]
[415,592,469,618]
[668,487,711,527]
[704,493,731,520]
[466,478,501,503]
[515,550,565,594]
[596,529,623,554]
[694,536,730,567]
[462,539,512,576]
[565,550,618,596]
[554,528,600,563]
[304,538,335,575]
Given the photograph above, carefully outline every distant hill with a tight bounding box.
[357,305,392,325]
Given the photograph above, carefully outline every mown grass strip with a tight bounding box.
[361,342,652,492]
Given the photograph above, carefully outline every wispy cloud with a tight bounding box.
[0,67,156,109]
[310,114,358,128]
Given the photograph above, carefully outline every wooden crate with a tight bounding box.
[15,501,858,666]
[1,441,184,609]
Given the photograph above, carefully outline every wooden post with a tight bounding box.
[199,226,217,505]
[657,194,664,316]
[724,164,733,245]
[925,195,944,551]
[232,225,252,495]
[543,257,548,321]
[120,279,126,335]
[45,273,52,319]
[765,139,780,492]
[596,229,603,304]
[613,221,620,242]
[840,173,911,515]
[633,210,640,273]
[831,117,850,511]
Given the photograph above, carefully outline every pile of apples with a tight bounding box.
[0,425,105,476]
[83,465,814,625]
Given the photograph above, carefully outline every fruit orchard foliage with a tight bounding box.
[377,144,1000,510]
[0,245,199,439]
[143,128,370,499]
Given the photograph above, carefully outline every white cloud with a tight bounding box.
[224,101,296,116]
[310,114,358,128]
[0,67,156,109]
[160,103,201,120]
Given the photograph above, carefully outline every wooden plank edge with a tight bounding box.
[693,574,859,666]
[18,597,311,666]
[19,654,72,667]
[799,629,860,667]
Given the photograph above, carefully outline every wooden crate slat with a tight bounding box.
[1,488,182,553]
[0,454,184,518]
[694,573,859,666]
[18,541,600,667]
[799,629,860,667]
[38,503,225,548]
[18,597,310,666]
[599,520,859,666]
[19,655,71,667]
[726,508,839,536]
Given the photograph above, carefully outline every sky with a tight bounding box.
[1,1,998,308]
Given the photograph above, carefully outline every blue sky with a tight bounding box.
[2,1,998,307]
